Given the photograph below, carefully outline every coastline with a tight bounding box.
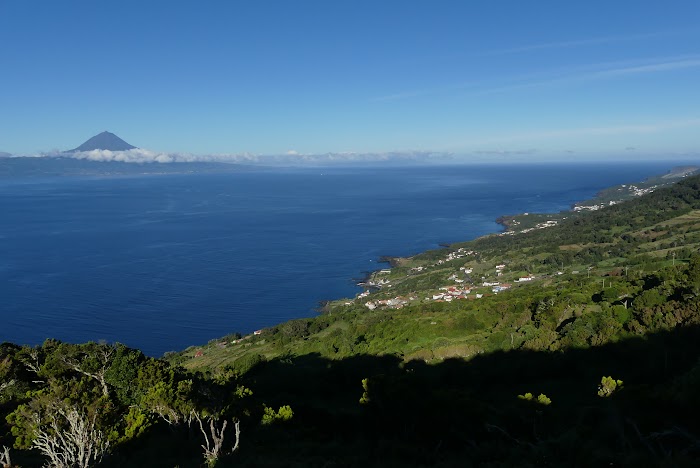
[349,164,700,306]
[494,165,700,235]
[170,161,700,364]
[175,161,700,357]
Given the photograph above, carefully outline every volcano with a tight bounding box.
[68,131,137,152]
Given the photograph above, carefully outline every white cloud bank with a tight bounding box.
[61,148,257,164]
[35,148,453,165]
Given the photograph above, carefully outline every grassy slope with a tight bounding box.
[171,173,700,374]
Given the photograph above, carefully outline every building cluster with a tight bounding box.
[499,219,560,236]
[432,286,472,300]
[575,184,659,212]
[359,248,477,294]
[365,295,418,310]
[362,277,391,288]
[355,248,540,311]
[447,273,465,283]
[574,201,619,212]
[433,247,476,266]
[626,184,658,197]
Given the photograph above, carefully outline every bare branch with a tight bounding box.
[151,405,182,426]
[60,346,114,398]
[30,403,109,468]
[193,413,238,466]
[0,379,15,394]
[20,348,45,384]
[0,445,11,468]
[232,419,241,453]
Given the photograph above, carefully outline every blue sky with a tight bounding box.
[1,0,699,160]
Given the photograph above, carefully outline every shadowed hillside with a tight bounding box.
[230,325,700,467]
[4,325,697,467]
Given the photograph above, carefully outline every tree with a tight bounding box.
[633,288,666,310]
[58,343,114,398]
[192,412,240,467]
[536,394,552,406]
[598,376,623,397]
[359,378,371,404]
[517,392,551,405]
[601,286,621,303]
[261,405,294,425]
[140,380,194,426]
[104,344,143,405]
[17,346,44,383]
[0,378,14,395]
[22,400,109,468]
[134,359,196,426]
[1,446,11,468]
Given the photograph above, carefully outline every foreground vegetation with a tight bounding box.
[4,171,700,466]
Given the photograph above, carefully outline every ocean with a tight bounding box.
[0,161,690,355]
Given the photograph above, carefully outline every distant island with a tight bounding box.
[0,131,258,178]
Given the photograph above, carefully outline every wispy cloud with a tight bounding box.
[371,82,475,102]
[482,31,685,56]
[586,57,700,78]
[371,29,697,102]
[472,149,537,156]
[468,118,700,146]
[371,54,700,103]
[465,55,700,97]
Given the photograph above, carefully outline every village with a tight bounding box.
[357,254,538,312]
[574,183,660,212]
[497,217,561,236]
[573,200,619,211]
[496,181,663,234]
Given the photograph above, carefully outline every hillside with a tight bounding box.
[175,173,700,465]
[497,165,700,232]
[175,172,700,369]
[3,173,700,466]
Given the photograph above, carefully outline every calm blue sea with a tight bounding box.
[0,161,690,355]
